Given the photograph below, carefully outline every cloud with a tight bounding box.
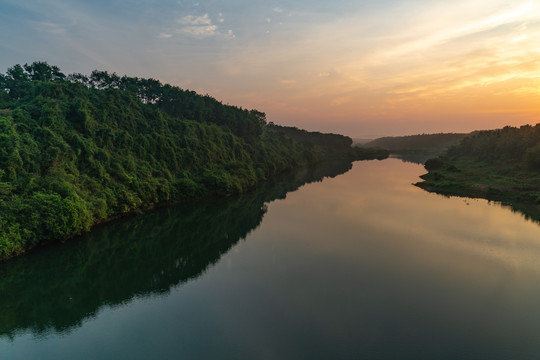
[273,7,284,13]
[178,14,212,25]
[177,13,233,38]
[369,2,538,63]
[179,25,217,37]
[158,32,173,38]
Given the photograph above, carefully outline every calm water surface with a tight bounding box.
[2,159,540,359]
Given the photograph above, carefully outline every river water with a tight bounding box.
[2,158,540,359]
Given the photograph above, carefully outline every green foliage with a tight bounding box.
[424,157,445,171]
[447,125,540,164]
[0,159,352,338]
[418,124,540,206]
[525,143,540,170]
[27,192,91,240]
[0,61,384,260]
[367,133,467,153]
[0,219,26,258]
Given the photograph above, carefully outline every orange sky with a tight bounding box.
[2,0,539,136]
[209,1,540,136]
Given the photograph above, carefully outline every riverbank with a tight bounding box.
[416,160,539,201]
[414,124,540,220]
[5,153,386,262]
[0,62,388,261]
[415,159,540,223]
[4,157,540,360]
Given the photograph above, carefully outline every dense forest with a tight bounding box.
[365,133,467,154]
[0,61,387,259]
[0,159,353,338]
[417,124,540,213]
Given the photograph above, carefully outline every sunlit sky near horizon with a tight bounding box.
[1,0,540,137]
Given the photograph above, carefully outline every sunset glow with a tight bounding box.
[1,0,539,136]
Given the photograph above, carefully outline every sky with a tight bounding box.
[1,0,539,137]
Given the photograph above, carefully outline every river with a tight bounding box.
[1,158,540,359]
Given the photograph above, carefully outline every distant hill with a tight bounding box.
[365,133,467,153]
[352,138,378,146]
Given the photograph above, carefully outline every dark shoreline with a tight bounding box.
[415,169,540,224]
[1,155,387,262]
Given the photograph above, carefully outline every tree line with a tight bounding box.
[0,61,387,259]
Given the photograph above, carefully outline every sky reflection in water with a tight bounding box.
[1,159,540,359]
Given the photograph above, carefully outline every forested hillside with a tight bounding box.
[0,160,353,338]
[0,62,387,259]
[417,124,540,210]
[366,133,466,153]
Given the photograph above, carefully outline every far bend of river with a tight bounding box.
[2,158,540,359]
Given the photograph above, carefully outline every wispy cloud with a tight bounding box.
[371,2,538,62]
[177,13,234,38]
[179,24,218,37]
[178,14,212,26]
[2,0,539,134]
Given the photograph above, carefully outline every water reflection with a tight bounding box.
[390,152,438,165]
[2,159,540,359]
[414,179,540,225]
[0,160,353,339]
[390,154,540,224]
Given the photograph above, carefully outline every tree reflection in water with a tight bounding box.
[0,160,353,339]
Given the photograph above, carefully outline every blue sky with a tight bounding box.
[1,0,539,136]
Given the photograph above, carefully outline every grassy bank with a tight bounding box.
[416,124,540,220]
